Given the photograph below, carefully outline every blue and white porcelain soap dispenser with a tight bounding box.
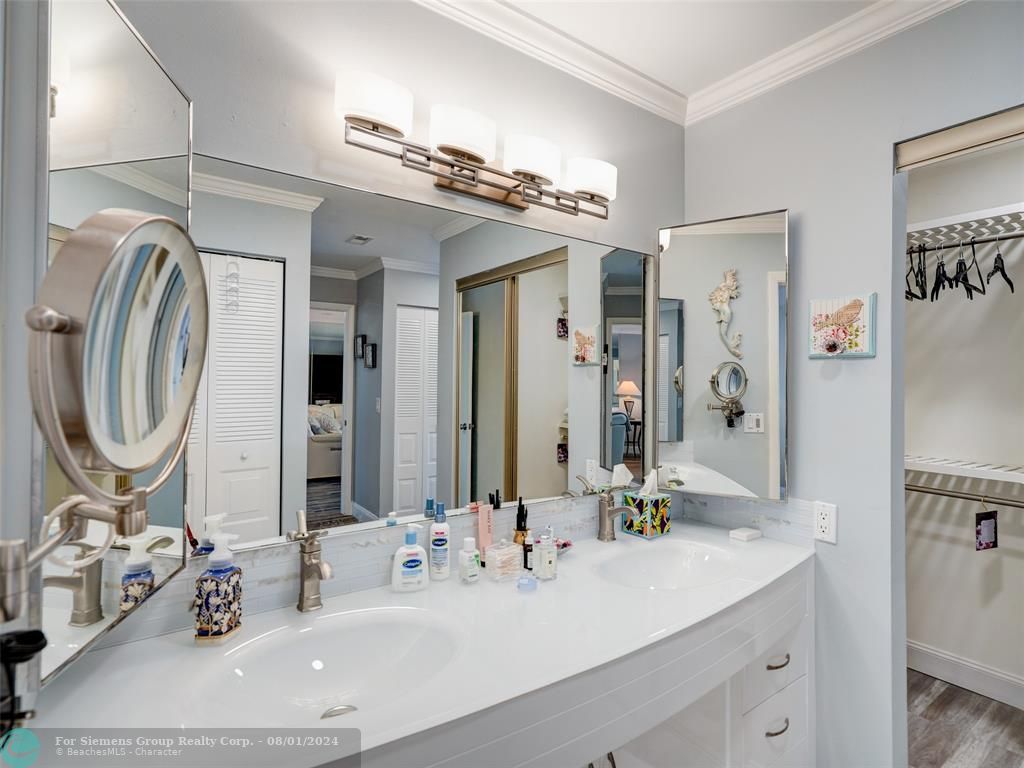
[120,536,155,613]
[194,532,242,642]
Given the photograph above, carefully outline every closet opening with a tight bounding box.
[895,105,1024,768]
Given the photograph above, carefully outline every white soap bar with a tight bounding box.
[730,527,762,542]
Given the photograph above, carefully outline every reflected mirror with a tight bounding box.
[601,250,645,475]
[175,155,649,547]
[657,211,788,500]
[41,0,191,682]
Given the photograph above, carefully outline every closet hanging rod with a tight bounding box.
[908,230,1024,252]
[906,483,1024,510]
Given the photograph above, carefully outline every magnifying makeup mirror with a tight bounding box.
[0,209,207,624]
[707,361,748,428]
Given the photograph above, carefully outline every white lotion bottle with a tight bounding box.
[392,523,428,592]
[429,502,451,581]
[458,537,481,584]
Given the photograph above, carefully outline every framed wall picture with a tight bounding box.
[354,334,367,359]
[809,292,877,358]
[363,342,377,369]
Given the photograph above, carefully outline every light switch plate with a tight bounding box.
[814,501,837,544]
[743,413,765,433]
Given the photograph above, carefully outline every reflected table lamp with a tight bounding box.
[616,380,641,418]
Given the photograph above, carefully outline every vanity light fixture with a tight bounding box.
[503,134,562,188]
[334,71,414,139]
[339,73,613,219]
[430,104,497,165]
[566,157,617,203]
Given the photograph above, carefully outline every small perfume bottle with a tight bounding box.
[535,527,558,581]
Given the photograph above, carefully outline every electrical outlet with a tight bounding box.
[743,412,765,433]
[586,459,598,486]
[814,501,837,544]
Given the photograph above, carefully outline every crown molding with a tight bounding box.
[355,257,441,280]
[686,0,966,126]
[410,0,688,126]
[90,165,187,207]
[433,216,482,242]
[310,264,358,281]
[192,172,324,212]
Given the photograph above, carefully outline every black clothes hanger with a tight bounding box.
[905,244,927,301]
[952,238,986,299]
[986,234,1015,293]
[930,242,953,301]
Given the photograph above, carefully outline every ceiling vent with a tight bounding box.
[346,234,374,245]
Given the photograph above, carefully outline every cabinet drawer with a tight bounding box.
[742,676,808,768]
[742,617,808,713]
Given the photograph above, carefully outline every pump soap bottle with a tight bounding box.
[120,536,156,612]
[392,524,429,592]
[194,532,242,642]
[429,502,451,580]
[192,513,226,556]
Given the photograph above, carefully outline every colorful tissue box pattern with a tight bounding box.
[621,491,672,538]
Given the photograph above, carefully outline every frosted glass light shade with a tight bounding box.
[503,134,561,187]
[429,104,496,164]
[335,71,414,138]
[566,157,617,202]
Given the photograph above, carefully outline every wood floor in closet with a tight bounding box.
[909,669,1024,768]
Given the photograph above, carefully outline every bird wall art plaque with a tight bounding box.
[809,293,877,358]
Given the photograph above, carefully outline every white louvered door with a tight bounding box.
[204,254,284,543]
[393,306,438,515]
[185,253,212,535]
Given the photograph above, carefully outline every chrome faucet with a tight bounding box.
[287,510,333,612]
[42,542,104,626]
[597,486,633,543]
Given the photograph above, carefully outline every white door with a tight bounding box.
[393,306,439,515]
[204,253,284,543]
[658,334,669,442]
[458,311,474,506]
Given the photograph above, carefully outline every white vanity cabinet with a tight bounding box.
[616,617,812,768]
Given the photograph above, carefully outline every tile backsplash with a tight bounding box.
[95,494,599,649]
[93,490,812,651]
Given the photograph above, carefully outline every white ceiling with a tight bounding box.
[504,0,870,97]
[194,155,481,273]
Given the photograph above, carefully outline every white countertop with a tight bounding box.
[35,522,812,756]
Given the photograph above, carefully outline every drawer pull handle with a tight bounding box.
[765,718,790,739]
[766,653,791,671]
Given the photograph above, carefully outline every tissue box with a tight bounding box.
[621,491,672,539]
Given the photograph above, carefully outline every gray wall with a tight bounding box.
[682,3,1024,765]
[353,270,384,516]
[661,233,784,496]
[310,275,357,305]
[119,0,683,255]
[190,191,313,531]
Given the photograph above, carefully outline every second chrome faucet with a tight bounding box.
[287,510,333,612]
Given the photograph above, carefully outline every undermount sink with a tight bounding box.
[205,606,462,725]
[597,539,738,590]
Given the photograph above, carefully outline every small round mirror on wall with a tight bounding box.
[31,209,208,477]
[710,361,747,402]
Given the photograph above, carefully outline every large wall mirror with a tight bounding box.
[171,155,650,548]
[657,211,788,500]
[41,0,191,681]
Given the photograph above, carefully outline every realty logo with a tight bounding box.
[0,728,40,768]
